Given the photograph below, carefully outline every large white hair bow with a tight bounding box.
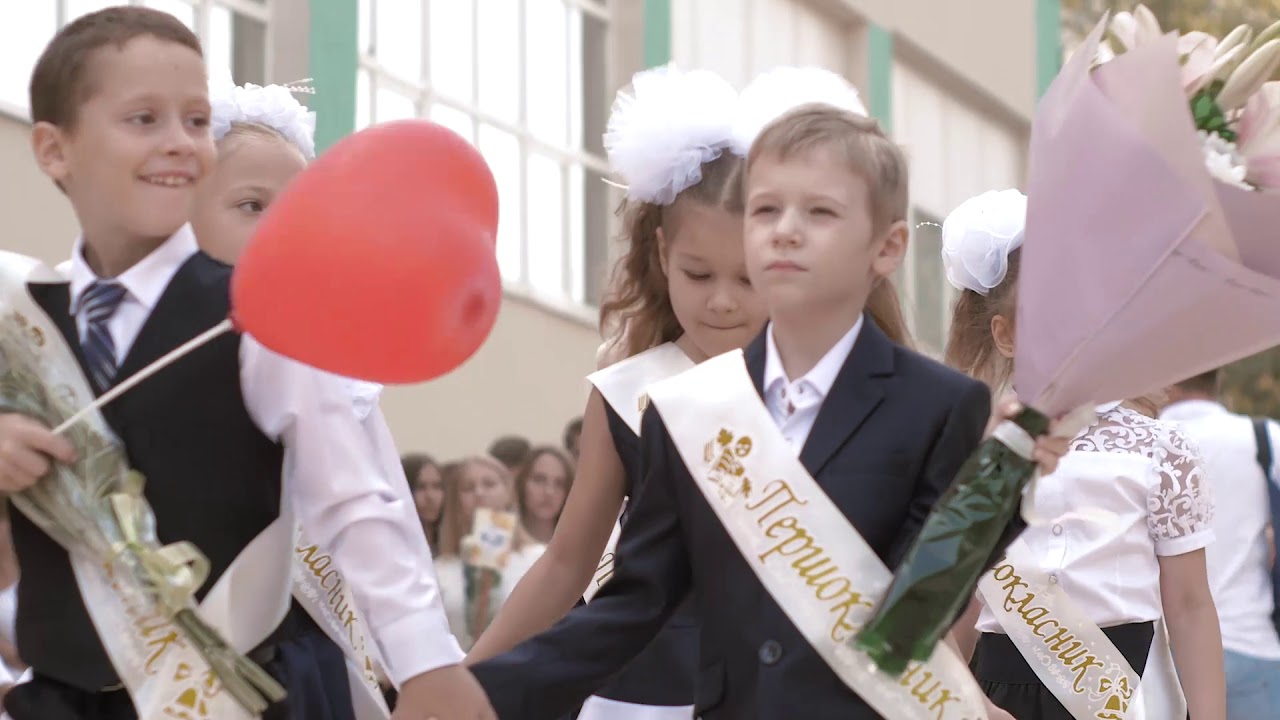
[604,64,740,205]
[730,66,868,155]
[210,81,318,159]
[940,189,1028,295]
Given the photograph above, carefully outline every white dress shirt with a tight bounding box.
[762,315,863,452]
[1160,399,1280,659]
[977,403,1216,631]
[64,226,463,683]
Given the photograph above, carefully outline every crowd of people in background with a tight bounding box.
[399,418,582,650]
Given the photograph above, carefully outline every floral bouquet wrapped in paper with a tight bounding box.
[0,253,284,715]
[856,6,1280,675]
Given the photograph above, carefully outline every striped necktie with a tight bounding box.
[80,280,127,393]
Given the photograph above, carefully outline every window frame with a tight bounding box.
[0,0,271,122]
[356,0,612,317]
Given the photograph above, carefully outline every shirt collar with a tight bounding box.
[764,314,864,398]
[1159,398,1228,422]
[68,224,199,314]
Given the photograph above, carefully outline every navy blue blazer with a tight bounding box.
[474,319,1017,719]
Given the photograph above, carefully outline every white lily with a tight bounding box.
[1238,82,1280,188]
[1217,39,1280,112]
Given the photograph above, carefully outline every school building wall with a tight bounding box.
[0,0,1059,459]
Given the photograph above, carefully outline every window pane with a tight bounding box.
[375,0,422,81]
[0,3,56,111]
[230,12,267,85]
[579,10,608,156]
[526,153,565,296]
[430,103,475,144]
[568,164,586,303]
[206,6,234,86]
[358,0,373,55]
[477,1,519,123]
[428,0,474,103]
[581,166,611,306]
[525,0,567,145]
[64,0,121,23]
[375,87,417,123]
[356,69,372,129]
[142,0,195,28]
[479,125,523,283]
[911,211,945,354]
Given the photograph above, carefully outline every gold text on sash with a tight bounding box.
[989,563,1134,718]
[704,429,972,719]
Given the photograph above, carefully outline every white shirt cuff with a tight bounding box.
[374,609,466,686]
[1154,529,1215,557]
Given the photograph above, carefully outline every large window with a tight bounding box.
[357,0,613,309]
[0,0,270,118]
[902,209,952,357]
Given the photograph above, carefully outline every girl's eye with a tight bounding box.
[129,112,156,125]
[188,115,210,128]
[751,205,778,216]
[683,270,711,282]
[811,207,836,217]
[237,200,265,214]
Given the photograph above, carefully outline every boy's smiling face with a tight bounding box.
[744,145,906,318]
[33,34,215,250]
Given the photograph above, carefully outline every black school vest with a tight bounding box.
[12,252,285,691]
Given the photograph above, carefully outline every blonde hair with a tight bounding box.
[946,249,1021,390]
[218,122,307,160]
[437,456,532,558]
[745,104,912,347]
[599,152,746,359]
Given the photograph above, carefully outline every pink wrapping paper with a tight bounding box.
[1017,16,1280,416]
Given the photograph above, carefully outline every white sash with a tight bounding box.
[1,254,286,719]
[583,344,693,602]
[648,351,989,720]
[978,539,1185,720]
[292,527,392,719]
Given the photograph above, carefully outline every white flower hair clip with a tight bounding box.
[210,80,318,159]
[940,189,1028,296]
[730,66,869,155]
[603,64,740,205]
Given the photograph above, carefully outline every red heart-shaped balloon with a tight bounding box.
[231,120,502,383]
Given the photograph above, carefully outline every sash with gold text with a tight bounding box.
[978,539,1185,720]
[648,350,988,720]
[583,343,693,602]
[3,253,284,719]
[292,525,392,719]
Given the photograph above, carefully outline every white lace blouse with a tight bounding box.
[977,403,1215,631]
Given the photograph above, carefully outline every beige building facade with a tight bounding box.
[0,0,1059,457]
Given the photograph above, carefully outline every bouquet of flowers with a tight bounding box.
[0,253,284,714]
[856,6,1280,676]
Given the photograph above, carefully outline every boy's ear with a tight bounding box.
[871,219,909,278]
[31,122,72,186]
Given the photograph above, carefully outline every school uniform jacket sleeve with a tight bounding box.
[471,404,693,719]
[239,336,464,685]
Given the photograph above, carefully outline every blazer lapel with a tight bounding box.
[743,327,768,400]
[798,317,896,477]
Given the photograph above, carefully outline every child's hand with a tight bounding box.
[391,664,496,720]
[0,413,76,492]
[988,397,1070,477]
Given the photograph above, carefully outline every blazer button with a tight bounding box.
[758,640,783,665]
